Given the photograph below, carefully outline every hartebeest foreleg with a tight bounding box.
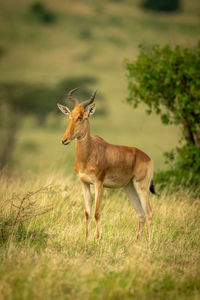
[94,181,103,239]
[81,182,91,239]
[134,180,153,242]
[124,183,146,240]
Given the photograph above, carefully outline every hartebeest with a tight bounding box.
[57,88,156,242]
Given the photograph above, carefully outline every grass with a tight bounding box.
[0,172,199,299]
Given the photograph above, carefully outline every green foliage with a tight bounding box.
[30,1,57,24]
[125,42,200,191]
[142,0,180,12]
[125,43,200,139]
[156,144,200,193]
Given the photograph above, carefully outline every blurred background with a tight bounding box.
[0,0,199,176]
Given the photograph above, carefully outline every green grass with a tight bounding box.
[0,173,199,299]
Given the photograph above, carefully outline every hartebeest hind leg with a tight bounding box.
[81,182,91,239]
[133,179,153,242]
[124,183,146,240]
[94,181,103,239]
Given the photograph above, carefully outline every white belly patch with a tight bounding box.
[79,171,131,188]
[79,172,95,184]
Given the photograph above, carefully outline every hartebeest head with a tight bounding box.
[57,88,96,145]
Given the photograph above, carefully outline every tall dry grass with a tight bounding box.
[0,172,199,299]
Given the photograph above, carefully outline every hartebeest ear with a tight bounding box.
[87,103,96,117]
[57,103,71,116]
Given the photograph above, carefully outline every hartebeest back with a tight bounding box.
[57,88,156,242]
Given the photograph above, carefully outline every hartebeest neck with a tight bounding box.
[75,121,91,169]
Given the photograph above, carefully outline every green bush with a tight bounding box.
[142,0,180,12]
[155,144,200,194]
[30,1,57,24]
[125,42,200,191]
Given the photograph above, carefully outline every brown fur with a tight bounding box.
[58,103,154,242]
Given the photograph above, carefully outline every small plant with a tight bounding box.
[0,186,54,245]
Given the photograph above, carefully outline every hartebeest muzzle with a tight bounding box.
[62,137,69,145]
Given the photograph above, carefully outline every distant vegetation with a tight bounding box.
[0,75,106,168]
[125,42,200,193]
[142,0,180,12]
[0,47,6,58]
[30,1,57,24]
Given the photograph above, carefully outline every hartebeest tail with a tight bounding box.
[150,180,157,195]
[57,88,156,242]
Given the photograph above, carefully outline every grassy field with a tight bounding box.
[1,0,200,175]
[0,173,200,299]
[0,0,200,299]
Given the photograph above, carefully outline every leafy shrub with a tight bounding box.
[142,0,180,12]
[155,144,200,194]
[125,42,200,192]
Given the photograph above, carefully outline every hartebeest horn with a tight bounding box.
[68,88,79,105]
[81,90,97,109]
